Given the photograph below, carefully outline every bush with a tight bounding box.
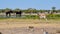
[47,14,60,19]
[14,14,60,19]
[25,15,39,19]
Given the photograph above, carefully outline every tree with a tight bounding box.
[0,9,4,13]
[56,10,60,13]
[39,10,45,13]
[4,8,11,12]
[52,7,56,10]
[27,8,33,13]
[27,8,37,13]
[51,7,56,14]
[14,8,21,12]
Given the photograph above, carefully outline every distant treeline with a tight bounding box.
[0,7,60,14]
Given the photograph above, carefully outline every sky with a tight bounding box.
[0,0,60,10]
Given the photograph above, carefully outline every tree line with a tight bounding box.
[0,7,60,14]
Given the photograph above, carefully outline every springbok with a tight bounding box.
[37,12,47,21]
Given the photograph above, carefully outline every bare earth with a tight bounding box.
[0,19,60,34]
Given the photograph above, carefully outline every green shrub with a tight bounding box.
[47,14,60,19]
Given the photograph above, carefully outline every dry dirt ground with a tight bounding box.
[0,18,60,34]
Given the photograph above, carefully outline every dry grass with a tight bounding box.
[0,18,60,29]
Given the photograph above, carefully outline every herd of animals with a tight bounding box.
[4,10,47,20]
[5,10,22,17]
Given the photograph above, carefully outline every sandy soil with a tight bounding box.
[0,19,60,34]
[0,19,60,28]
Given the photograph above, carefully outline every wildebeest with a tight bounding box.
[6,10,22,17]
[6,10,13,17]
[16,11,22,17]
